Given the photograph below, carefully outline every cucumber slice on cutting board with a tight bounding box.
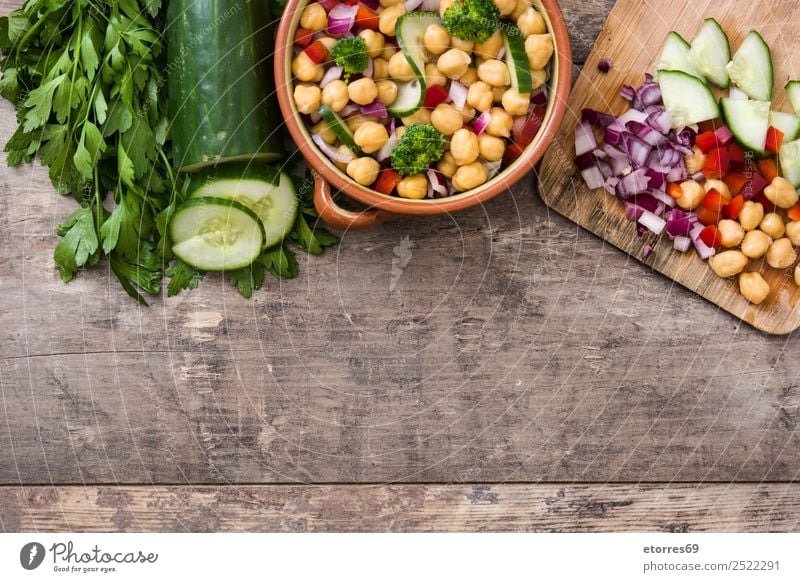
[658,70,720,128]
[779,140,800,188]
[769,111,800,142]
[171,198,266,271]
[318,105,361,153]
[688,18,731,88]
[721,98,770,153]
[392,12,440,117]
[504,26,532,93]
[656,31,702,80]
[725,31,773,101]
[189,165,299,249]
[786,81,800,115]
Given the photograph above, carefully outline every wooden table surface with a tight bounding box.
[1,0,799,532]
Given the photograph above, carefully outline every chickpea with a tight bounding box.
[316,36,337,53]
[467,81,494,112]
[353,122,389,154]
[348,77,378,105]
[458,67,479,87]
[346,157,380,186]
[452,162,489,191]
[439,0,455,17]
[739,201,764,231]
[425,63,447,87]
[300,3,327,32]
[502,87,530,117]
[459,105,476,122]
[675,180,704,210]
[424,23,451,56]
[381,44,398,61]
[373,58,389,79]
[359,29,386,58]
[486,107,513,138]
[346,114,373,132]
[379,4,406,36]
[321,79,349,112]
[450,36,475,52]
[397,174,428,199]
[704,179,731,200]
[401,107,431,126]
[739,272,770,305]
[479,134,506,162]
[388,51,416,82]
[437,151,458,178]
[437,49,471,79]
[475,31,504,59]
[517,8,547,37]
[450,128,480,165]
[293,83,321,115]
[709,251,748,278]
[492,86,507,103]
[375,79,398,106]
[511,0,533,19]
[478,59,511,87]
[685,146,707,174]
[760,212,785,239]
[311,120,336,145]
[741,230,772,259]
[717,219,745,248]
[494,0,517,16]
[380,0,404,6]
[525,34,554,70]
[764,177,799,209]
[766,238,797,269]
[292,52,324,82]
[530,68,548,90]
[785,221,800,246]
[431,103,464,136]
[795,264,800,287]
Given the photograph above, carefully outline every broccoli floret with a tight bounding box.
[331,37,369,77]
[390,124,446,177]
[442,0,500,44]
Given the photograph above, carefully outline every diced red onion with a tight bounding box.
[318,0,337,10]
[743,172,768,199]
[665,209,692,237]
[320,66,343,89]
[623,134,652,167]
[638,210,666,235]
[581,166,605,190]
[650,188,675,208]
[604,124,623,146]
[309,112,322,124]
[604,176,619,195]
[629,193,660,214]
[641,244,653,258]
[532,90,548,106]
[691,171,706,182]
[363,59,374,78]
[377,132,398,162]
[582,108,616,128]
[627,121,666,146]
[361,99,388,118]
[625,202,644,222]
[574,121,597,156]
[616,168,650,199]
[404,0,424,10]
[512,115,526,138]
[475,111,492,135]
[714,125,734,146]
[448,80,468,111]
[666,163,687,183]
[327,4,358,36]
[620,85,636,103]
[673,236,692,252]
[689,224,716,260]
[312,133,354,164]
[485,159,502,179]
[427,169,448,197]
[675,126,696,147]
[340,103,359,116]
[616,108,648,127]
[645,168,667,190]
[646,109,672,134]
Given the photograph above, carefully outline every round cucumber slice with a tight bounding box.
[170,197,265,271]
[190,166,299,249]
[392,12,441,117]
[504,27,532,94]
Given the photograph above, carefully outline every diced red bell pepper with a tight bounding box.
[727,142,746,165]
[699,225,722,248]
[355,5,380,29]
[423,84,449,109]
[752,191,776,212]
[757,158,779,182]
[788,203,800,222]
[373,168,402,195]
[765,126,784,154]
[702,147,730,179]
[701,189,727,214]
[502,142,524,167]
[666,182,682,200]
[294,28,315,48]
[695,131,719,154]
[514,106,546,148]
[696,207,720,226]
[304,40,330,64]
[723,194,745,220]
[722,171,748,196]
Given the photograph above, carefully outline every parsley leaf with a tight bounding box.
[54,206,100,283]
[263,246,299,279]
[166,259,203,297]
[229,262,265,300]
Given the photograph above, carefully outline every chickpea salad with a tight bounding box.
[577,18,800,306]
[291,0,554,199]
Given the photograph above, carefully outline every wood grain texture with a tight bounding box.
[1,484,798,532]
[539,0,800,334]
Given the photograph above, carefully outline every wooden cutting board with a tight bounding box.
[538,0,800,334]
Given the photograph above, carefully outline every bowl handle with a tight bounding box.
[313,173,396,231]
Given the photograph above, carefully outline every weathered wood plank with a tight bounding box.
[1,484,798,532]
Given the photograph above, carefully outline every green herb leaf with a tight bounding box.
[229,262,265,299]
[263,246,299,279]
[166,259,203,297]
[54,206,99,283]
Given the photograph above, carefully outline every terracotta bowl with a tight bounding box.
[275,0,572,230]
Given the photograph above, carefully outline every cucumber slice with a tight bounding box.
[170,198,265,272]
[393,12,440,117]
[769,111,800,142]
[721,98,770,153]
[504,26,532,93]
[189,165,299,249]
[725,31,773,101]
[318,105,360,153]
[786,81,800,115]
[656,32,702,80]
[780,140,800,187]
[688,18,731,88]
[658,70,720,128]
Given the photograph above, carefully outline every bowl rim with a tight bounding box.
[275,0,572,215]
